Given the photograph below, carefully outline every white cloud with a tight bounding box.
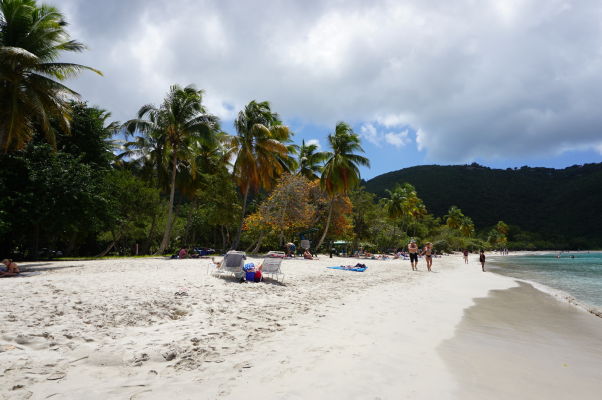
[360,123,379,146]
[384,130,411,148]
[306,139,322,150]
[55,0,602,162]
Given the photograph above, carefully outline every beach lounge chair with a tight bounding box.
[210,250,246,279]
[261,257,284,282]
[266,251,285,258]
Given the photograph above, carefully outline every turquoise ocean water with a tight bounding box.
[488,252,602,310]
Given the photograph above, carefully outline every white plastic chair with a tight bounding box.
[261,257,284,282]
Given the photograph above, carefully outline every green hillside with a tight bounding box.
[364,163,602,248]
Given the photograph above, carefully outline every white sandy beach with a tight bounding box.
[1,254,601,399]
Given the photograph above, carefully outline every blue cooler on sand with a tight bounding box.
[245,271,256,281]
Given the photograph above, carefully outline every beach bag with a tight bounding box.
[245,271,256,282]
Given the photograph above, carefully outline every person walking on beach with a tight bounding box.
[462,249,469,264]
[479,250,486,272]
[408,239,419,271]
[421,242,434,272]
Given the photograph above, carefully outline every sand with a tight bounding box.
[1,254,600,399]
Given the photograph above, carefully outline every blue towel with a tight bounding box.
[327,266,367,272]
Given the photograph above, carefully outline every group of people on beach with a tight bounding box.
[407,239,434,272]
[407,241,487,272]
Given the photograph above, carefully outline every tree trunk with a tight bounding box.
[220,225,227,251]
[230,183,250,250]
[96,231,122,257]
[251,231,266,253]
[143,213,158,254]
[315,196,335,252]
[157,155,178,254]
[65,230,79,257]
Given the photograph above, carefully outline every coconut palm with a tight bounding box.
[124,84,219,254]
[445,205,464,230]
[229,100,291,250]
[459,216,475,237]
[315,122,370,250]
[296,139,329,181]
[0,0,101,152]
[385,183,427,238]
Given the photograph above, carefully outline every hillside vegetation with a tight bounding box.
[365,163,602,249]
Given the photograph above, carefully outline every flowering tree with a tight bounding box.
[244,174,315,251]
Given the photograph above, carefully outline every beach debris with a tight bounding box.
[46,371,66,380]
[162,351,177,361]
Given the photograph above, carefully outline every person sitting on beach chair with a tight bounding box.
[0,259,19,277]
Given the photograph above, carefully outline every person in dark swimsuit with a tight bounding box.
[421,242,434,272]
[408,239,419,271]
[479,250,486,272]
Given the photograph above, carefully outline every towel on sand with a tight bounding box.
[327,266,367,272]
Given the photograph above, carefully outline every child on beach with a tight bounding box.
[479,250,486,272]
[0,259,19,277]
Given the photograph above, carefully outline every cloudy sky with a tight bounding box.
[55,0,602,178]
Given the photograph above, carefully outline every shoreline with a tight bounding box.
[1,254,601,398]
[439,281,602,400]
[488,254,602,318]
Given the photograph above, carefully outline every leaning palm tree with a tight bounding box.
[296,139,329,181]
[228,100,291,250]
[125,84,219,254]
[0,0,102,152]
[315,122,370,250]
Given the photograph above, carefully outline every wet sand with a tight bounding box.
[439,282,602,400]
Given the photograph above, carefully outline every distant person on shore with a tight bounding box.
[303,249,314,260]
[178,248,188,259]
[421,242,434,272]
[408,239,419,271]
[479,250,486,272]
[0,259,19,277]
[462,249,469,264]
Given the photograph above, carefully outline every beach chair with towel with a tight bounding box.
[210,250,246,279]
[261,256,285,283]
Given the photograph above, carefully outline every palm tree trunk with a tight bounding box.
[157,155,178,254]
[315,196,335,252]
[230,183,250,250]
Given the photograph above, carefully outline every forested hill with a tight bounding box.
[364,163,602,248]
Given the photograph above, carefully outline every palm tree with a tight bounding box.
[315,122,370,251]
[0,0,101,152]
[229,100,291,250]
[385,183,426,238]
[459,216,475,237]
[445,205,464,230]
[296,139,329,181]
[125,84,219,254]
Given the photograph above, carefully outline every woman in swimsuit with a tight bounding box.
[421,243,434,272]
[0,259,20,277]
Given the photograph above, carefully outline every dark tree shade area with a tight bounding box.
[365,163,602,249]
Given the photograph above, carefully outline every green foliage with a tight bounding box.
[0,143,110,257]
[365,163,602,249]
[0,0,101,151]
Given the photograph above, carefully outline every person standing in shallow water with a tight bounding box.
[479,250,486,272]
[408,239,419,271]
